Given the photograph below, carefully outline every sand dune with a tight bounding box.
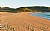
[0,12,50,31]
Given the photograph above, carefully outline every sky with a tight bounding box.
[0,0,50,8]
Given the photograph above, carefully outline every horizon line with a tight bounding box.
[0,6,50,8]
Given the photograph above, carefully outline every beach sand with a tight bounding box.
[0,12,50,31]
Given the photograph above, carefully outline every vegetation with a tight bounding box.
[0,6,50,13]
[16,6,50,12]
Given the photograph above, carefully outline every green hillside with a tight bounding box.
[16,6,50,12]
[0,6,50,13]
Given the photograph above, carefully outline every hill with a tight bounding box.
[0,6,50,12]
[16,6,50,12]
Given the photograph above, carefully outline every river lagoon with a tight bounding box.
[32,12,50,20]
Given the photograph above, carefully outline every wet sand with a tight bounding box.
[0,12,50,31]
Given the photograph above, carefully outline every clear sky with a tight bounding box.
[0,0,49,8]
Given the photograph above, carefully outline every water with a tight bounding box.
[31,12,50,20]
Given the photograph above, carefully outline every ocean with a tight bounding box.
[32,12,50,20]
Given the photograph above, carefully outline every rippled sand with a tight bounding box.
[0,12,50,31]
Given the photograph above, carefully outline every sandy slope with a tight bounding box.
[0,12,50,31]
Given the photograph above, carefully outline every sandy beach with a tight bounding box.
[0,12,50,31]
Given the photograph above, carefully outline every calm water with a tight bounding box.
[32,12,50,20]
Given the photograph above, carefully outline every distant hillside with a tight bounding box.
[16,6,50,12]
[0,7,16,13]
[0,6,50,13]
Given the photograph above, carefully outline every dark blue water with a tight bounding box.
[32,12,50,20]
